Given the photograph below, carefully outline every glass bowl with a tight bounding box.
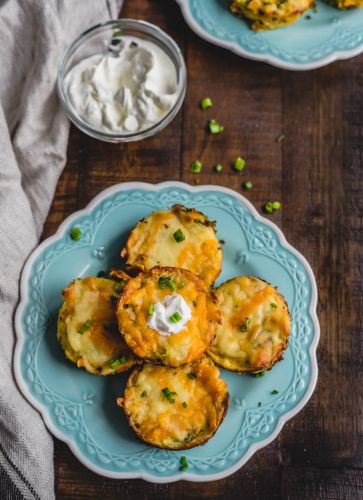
[57,19,187,143]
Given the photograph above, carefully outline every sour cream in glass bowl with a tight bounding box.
[57,19,186,143]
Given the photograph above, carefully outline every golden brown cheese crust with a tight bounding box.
[333,0,362,7]
[118,357,229,450]
[231,0,312,31]
[116,266,220,367]
[121,204,222,287]
[208,276,290,373]
[57,276,140,375]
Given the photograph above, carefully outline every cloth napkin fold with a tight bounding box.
[0,1,122,498]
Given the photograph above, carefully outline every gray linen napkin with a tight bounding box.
[0,1,122,498]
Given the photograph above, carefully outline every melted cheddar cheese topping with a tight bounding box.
[116,266,220,366]
[208,276,290,372]
[334,0,362,7]
[121,205,222,287]
[119,357,229,449]
[231,0,312,31]
[57,276,139,375]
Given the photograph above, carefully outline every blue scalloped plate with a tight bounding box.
[14,182,319,482]
[175,0,363,70]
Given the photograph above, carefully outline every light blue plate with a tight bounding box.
[175,0,363,70]
[14,182,319,482]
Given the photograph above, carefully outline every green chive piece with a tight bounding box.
[190,160,202,174]
[70,227,81,241]
[215,163,223,173]
[112,29,123,38]
[114,283,124,294]
[187,372,197,380]
[148,302,155,316]
[180,456,188,471]
[275,134,285,143]
[158,276,177,291]
[200,97,213,110]
[141,390,147,397]
[270,303,278,310]
[162,387,177,404]
[173,228,185,243]
[272,201,281,210]
[182,401,187,408]
[264,201,281,214]
[258,402,262,407]
[109,356,128,369]
[234,157,245,171]
[243,181,253,190]
[264,202,274,214]
[239,317,251,332]
[178,281,185,289]
[208,119,224,134]
[271,389,279,395]
[255,371,266,378]
[169,311,182,323]
[78,319,92,334]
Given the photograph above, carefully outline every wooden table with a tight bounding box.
[44,1,363,498]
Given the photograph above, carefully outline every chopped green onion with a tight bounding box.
[271,389,279,395]
[158,276,177,291]
[264,202,274,214]
[109,356,128,369]
[239,317,251,332]
[200,97,213,110]
[187,372,197,380]
[70,227,81,241]
[234,157,245,171]
[243,181,253,190]
[208,119,224,134]
[78,319,92,334]
[182,401,188,408]
[272,201,281,210]
[180,456,188,471]
[214,163,223,173]
[264,201,281,214]
[169,311,182,323]
[190,160,202,174]
[173,228,185,243]
[114,283,124,294]
[270,303,278,310]
[162,387,177,404]
[275,134,285,143]
[178,281,185,289]
[112,29,123,38]
[148,302,155,316]
[255,371,266,378]
[141,390,147,397]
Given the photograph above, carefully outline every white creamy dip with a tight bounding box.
[147,293,192,336]
[64,36,178,133]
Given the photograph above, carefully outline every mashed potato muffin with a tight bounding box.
[57,276,139,375]
[121,204,222,287]
[208,276,290,373]
[230,0,312,31]
[116,266,220,366]
[117,356,229,449]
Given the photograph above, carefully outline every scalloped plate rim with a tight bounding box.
[174,0,363,71]
[14,181,320,483]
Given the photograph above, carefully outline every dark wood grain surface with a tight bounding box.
[42,1,363,498]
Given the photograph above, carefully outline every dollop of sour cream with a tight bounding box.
[64,36,178,134]
[147,293,192,336]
